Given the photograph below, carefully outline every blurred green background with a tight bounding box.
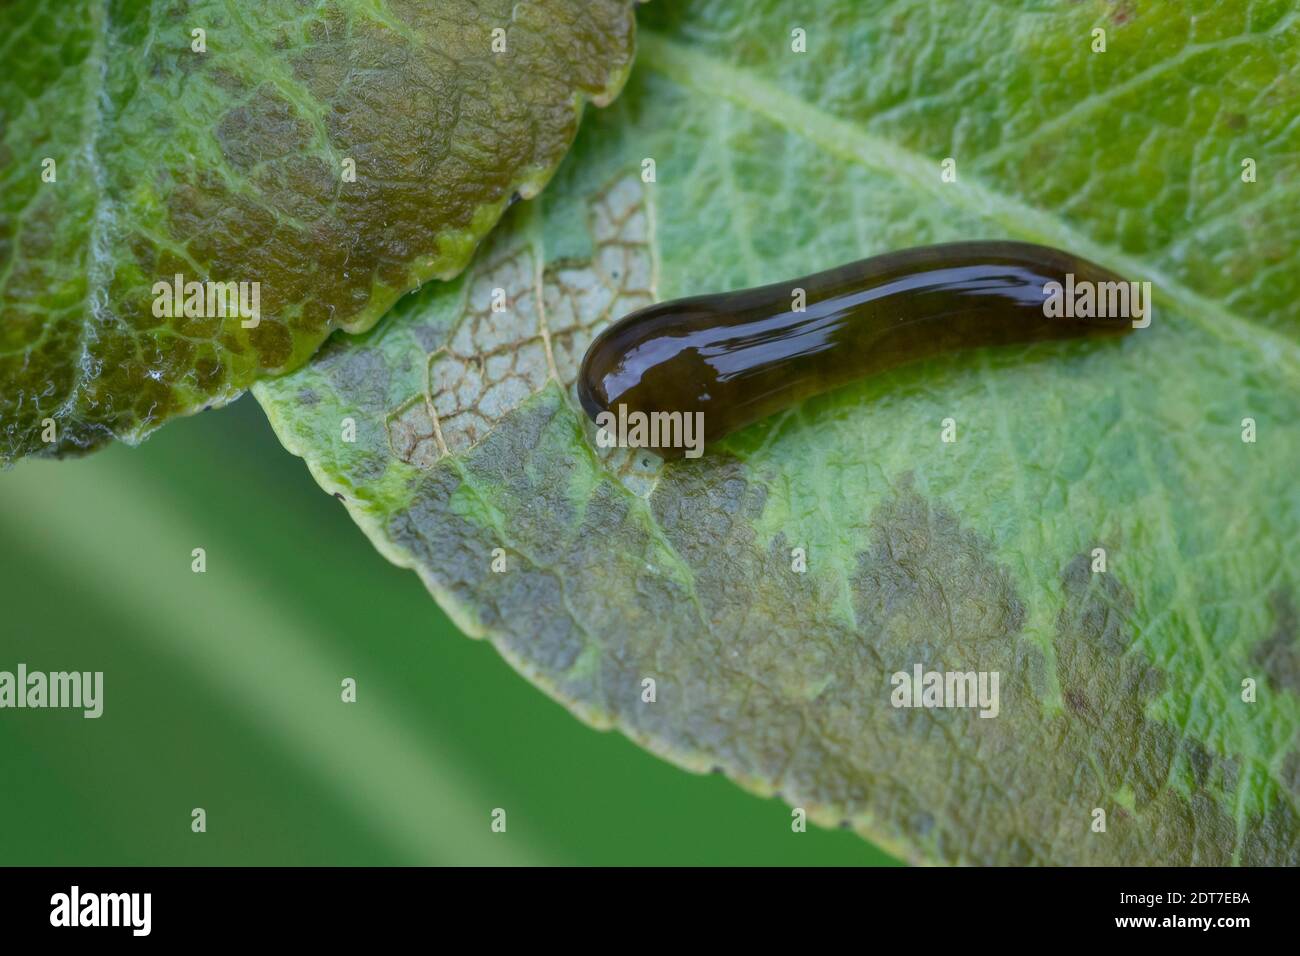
[0,395,897,865]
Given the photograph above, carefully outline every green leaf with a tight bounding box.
[256,0,1300,864]
[0,0,638,463]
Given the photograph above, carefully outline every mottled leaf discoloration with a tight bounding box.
[1254,592,1300,694]
[0,0,638,462]
[257,1,1300,863]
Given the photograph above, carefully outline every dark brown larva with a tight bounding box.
[577,241,1136,458]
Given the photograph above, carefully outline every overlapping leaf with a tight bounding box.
[0,0,638,462]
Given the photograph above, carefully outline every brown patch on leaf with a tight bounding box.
[1252,591,1300,693]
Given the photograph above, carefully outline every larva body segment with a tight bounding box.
[577,241,1136,457]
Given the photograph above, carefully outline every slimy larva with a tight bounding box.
[577,241,1136,458]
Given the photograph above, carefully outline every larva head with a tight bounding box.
[577,298,731,460]
[578,299,723,424]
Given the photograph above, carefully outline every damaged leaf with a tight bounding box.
[256,0,1300,863]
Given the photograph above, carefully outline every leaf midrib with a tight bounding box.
[636,30,1300,378]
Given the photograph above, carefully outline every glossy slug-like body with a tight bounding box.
[578,241,1135,457]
